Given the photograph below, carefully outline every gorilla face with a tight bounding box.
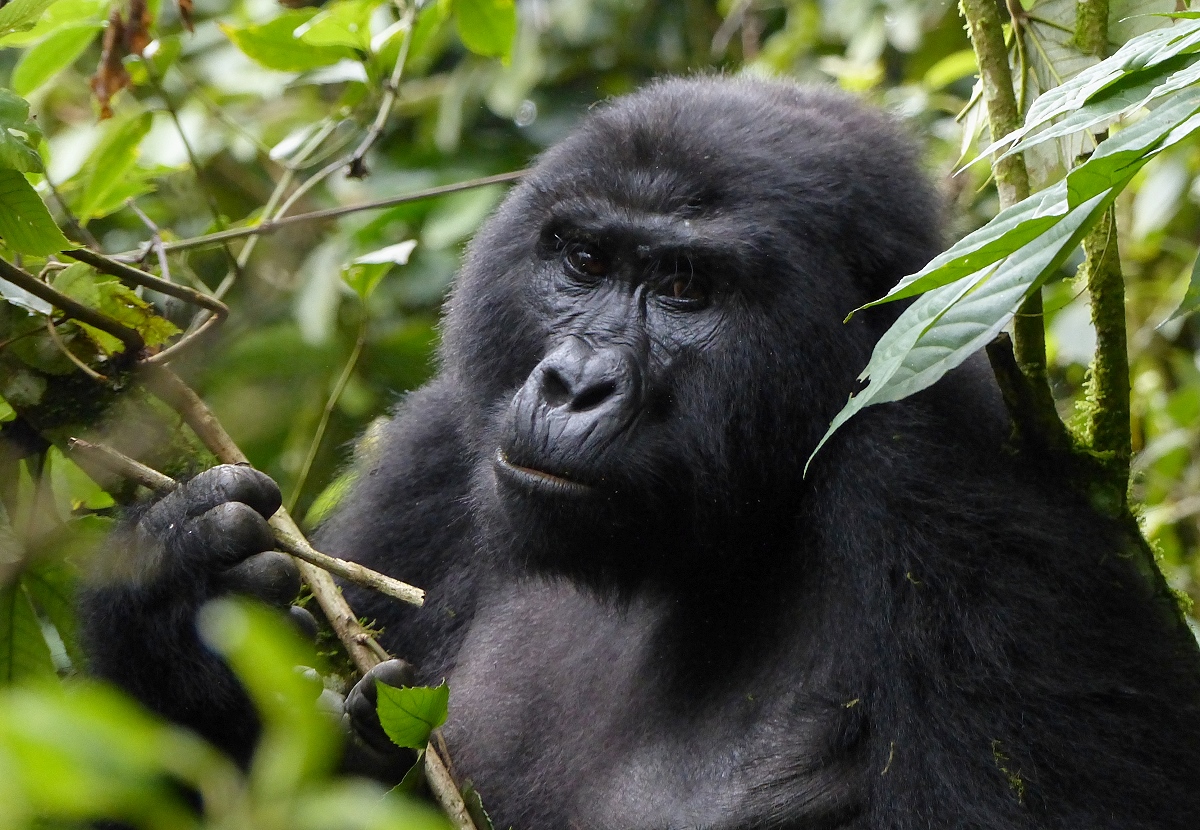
[441,78,942,586]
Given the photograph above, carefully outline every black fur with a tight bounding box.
[83,77,1200,829]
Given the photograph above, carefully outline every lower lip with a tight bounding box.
[493,449,593,497]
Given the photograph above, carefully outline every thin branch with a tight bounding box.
[63,248,228,318]
[287,308,368,514]
[45,317,105,380]
[116,170,529,257]
[67,438,175,491]
[0,257,145,355]
[126,198,172,280]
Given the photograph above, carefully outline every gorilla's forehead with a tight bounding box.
[525,77,905,225]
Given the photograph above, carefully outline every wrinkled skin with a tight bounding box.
[82,78,1200,829]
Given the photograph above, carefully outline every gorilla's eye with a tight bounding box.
[563,243,610,280]
[658,259,710,308]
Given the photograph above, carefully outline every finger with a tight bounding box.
[287,605,320,641]
[182,502,276,568]
[220,551,300,606]
[182,464,282,519]
[139,465,282,539]
[345,659,418,753]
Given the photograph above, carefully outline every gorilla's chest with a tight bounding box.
[440,582,859,829]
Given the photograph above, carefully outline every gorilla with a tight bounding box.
[81,76,1200,829]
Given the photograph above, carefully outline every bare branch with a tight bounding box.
[123,169,529,257]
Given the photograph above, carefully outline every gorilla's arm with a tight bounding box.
[79,466,291,763]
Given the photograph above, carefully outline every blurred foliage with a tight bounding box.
[2,0,1200,826]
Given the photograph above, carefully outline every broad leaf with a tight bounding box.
[72,111,154,222]
[294,0,376,52]
[0,0,105,46]
[0,582,56,684]
[811,189,1114,469]
[376,681,449,750]
[0,88,44,173]
[454,0,516,61]
[986,16,1200,156]
[51,264,181,354]
[10,22,101,95]
[0,0,56,39]
[221,10,356,72]
[0,169,70,255]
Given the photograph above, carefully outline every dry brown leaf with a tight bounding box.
[90,9,131,119]
[178,0,194,32]
[125,0,151,56]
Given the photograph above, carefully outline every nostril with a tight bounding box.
[572,380,616,412]
[541,369,572,408]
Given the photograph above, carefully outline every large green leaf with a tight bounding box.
[0,0,106,46]
[72,111,154,223]
[293,0,377,51]
[875,87,1200,309]
[810,188,1114,469]
[0,582,55,685]
[10,22,102,95]
[375,681,449,750]
[987,17,1200,156]
[221,9,357,72]
[0,88,44,173]
[454,0,516,61]
[0,169,70,255]
[0,0,56,39]
[51,263,181,354]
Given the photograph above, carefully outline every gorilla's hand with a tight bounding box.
[132,464,294,605]
[79,464,311,762]
[340,659,422,781]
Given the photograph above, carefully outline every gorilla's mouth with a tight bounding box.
[493,449,593,497]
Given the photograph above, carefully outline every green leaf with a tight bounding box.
[0,88,44,173]
[343,240,417,300]
[0,0,56,39]
[294,0,376,52]
[986,18,1200,156]
[810,189,1115,471]
[375,681,449,750]
[221,9,357,72]
[22,556,84,670]
[0,0,106,46]
[198,598,338,786]
[1164,251,1200,324]
[10,22,102,95]
[462,781,496,830]
[0,169,70,255]
[921,49,977,91]
[454,0,516,61]
[73,111,154,223]
[0,582,56,685]
[52,264,180,354]
[867,183,1070,306]
[1065,87,1200,206]
[0,681,236,823]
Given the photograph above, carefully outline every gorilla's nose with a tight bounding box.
[536,340,628,413]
